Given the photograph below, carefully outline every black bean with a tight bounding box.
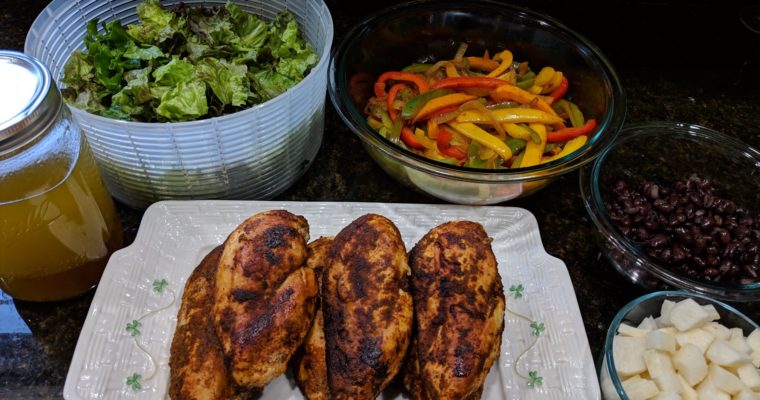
[649,234,669,248]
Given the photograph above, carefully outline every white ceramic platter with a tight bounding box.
[64,201,600,400]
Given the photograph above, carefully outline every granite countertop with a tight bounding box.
[1,0,759,398]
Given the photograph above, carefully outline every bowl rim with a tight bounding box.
[328,0,627,182]
[24,0,334,128]
[581,121,760,297]
[603,290,760,399]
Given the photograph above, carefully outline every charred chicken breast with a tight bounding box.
[169,246,233,400]
[404,221,505,400]
[295,237,333,400]
[213,210,318,390]
[322,214,413,400]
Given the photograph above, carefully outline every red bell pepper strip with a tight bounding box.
[374,71,430,98]
[436,128,467,159]
[429,77,509,91]
[548,76,569,102]
[546,118,597,143]
[421,105,459,121]
[387,83,406,121]
[401,127,425,149]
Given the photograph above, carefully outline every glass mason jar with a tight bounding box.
[0,51,123,301]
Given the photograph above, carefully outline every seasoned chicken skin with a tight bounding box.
[295,237,333,400]
[323,214,413,400]
[169,246,233,400]
[404,221,505,400]
[213,210,319,390]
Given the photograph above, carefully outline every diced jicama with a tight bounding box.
[615,335,648,377]
[623,375,660,400]
[670,299,711,332]
[707,340,752,368]
[673,344,708,386]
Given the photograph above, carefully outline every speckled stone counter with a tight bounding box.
[1,0,759,398]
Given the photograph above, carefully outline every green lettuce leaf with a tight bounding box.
[156,79,208,121]
[250,69,297,101]
[123,42,164,60]
[196,58,250,107]
[227,3,268,52]
[61,50,94,90]
[126,0,186,44]
[152,58,194,86]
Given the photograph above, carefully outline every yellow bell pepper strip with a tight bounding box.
[486,50,513,77]
[400,126,425,149]
[436,128,467,159]
[520,123,547,167]
[414,128,437,150]
[546,118,597,143]
[504,123,542,144]
[374,71,430,98]
[367,116,383,131]
[490,84,560,117]
[534,67,556,86]
[465,56,499,72]
[447,122,512,160]
[549,76,570,101]
[541,134,588,163]
[430,77,509,90]
[386,83,407,121]
[445,62,460,77]
[413,93,478,122]
[552,99,584,127]
[543,71,564,93]
[400,89,454,119]
[456,108,564,125]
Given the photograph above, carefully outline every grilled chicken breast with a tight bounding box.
[295,237,333,400]
[323,214,413,400]
[213,210,319,390]
[169,246,233,400]
[404,221,505,400]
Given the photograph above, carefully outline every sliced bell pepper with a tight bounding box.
[456,108,564,125]
[414,128,437,150]
[520,123,547,167]
[544,71,564,93]
[413,93,478,122]
[387,83,406,121]
[435,128,467,160]
[490,84,564,126]
[447,122,512,160]
[542,134,588,163]
[486,50,513,78]
[465,56,499,72]
[546,119,597,143]
[401,126,425,149]
[506,138,527,154]
[445,62,460,77]
[504,123,542,144]
[401,89,453,119]
[466,141,488,168]
[374,71,430,98]
[401,63,432,73]
[430,76,510,90]
[534,67,556,86]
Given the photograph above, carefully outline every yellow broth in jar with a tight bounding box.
[0,139,122,301]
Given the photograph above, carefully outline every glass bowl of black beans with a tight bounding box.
[580,122,760,301]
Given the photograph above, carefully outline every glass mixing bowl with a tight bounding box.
[580,122,760,301]
[329,0,626,204]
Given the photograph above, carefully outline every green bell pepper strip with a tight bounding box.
[400,89,454,119]
[402,63,432,73]
[506,138,527,154]
[466,141,488,168]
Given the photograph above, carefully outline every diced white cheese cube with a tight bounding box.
[652,391,681,400]
[703,322,732,341]
[696,376,731,400]
[645,349,675,376]
[733,388,760,400]
[661,299,676,327]
[674,344,709,386]
[615,335,648,377]
[671,299,711,332]
[746,330,760,353]
[676,328,716,354]
[707,340,753,368]
[729,328,753,355]
[620,322,654,338]
[623,375,661,400]
[648,330,677,353]
[678,374,699,400]
[736,364,760,390]
[751,350,760,368]
[640,316,659,331]
[709,363,746,394]
[702,304,721,322]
